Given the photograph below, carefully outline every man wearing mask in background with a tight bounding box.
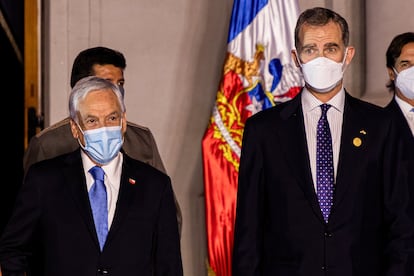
[0,76,183,276]
[23,46,182,235]
[385,32,414,135]
[384,31,414,276]
[232,7,412,275]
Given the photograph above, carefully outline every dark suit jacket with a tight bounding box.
[0,151,183,276]
[232,91,412,276]
[384,98,414,276]
[22,117,182,237]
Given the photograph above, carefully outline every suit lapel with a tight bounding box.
[105,155,137,244]
[389,99,413,140]
[332,94,368,215]
[64,150,100,248]
[277,95,324,222]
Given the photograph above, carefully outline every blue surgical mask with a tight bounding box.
[78,123,123,165]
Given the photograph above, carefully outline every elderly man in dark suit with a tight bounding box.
[22,46,182,236]
[0,76,183,276]
[232,7,412,276]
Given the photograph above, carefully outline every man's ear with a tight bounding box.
[387,67,396,81]
[291,49,300,67]
[121,113,127,134]
[70,119,80,139]
[344,46,355,65]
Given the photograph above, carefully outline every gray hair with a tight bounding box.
[69,76,126,123]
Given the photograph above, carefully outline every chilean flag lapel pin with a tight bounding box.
[129,178,136,185]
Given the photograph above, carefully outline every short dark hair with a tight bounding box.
[294,7,349,51]
[70,46,126,88]
[385,32,414,93]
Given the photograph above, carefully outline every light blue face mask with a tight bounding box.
[78,123,123,165]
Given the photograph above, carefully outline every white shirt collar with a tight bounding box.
[81,150,123,183]
[395,94,414,115]
[301,86,345,114]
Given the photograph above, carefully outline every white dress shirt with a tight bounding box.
[302,87,345,191]
[81,150,123,229]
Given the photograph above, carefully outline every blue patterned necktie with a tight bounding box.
[89,166,108,251]
[316,104,335,223]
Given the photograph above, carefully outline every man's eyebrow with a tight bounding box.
[324,42,340,48]
[302,44,317,49]
[106,111,120,117]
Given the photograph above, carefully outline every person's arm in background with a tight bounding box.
[146,128,166,173]
[22,135,44,176]
[146,128,183,238]
[22,118,77,176]
[123,123,183,237]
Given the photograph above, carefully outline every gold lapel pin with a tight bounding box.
[353,137,362,147]
[353,129,366,147]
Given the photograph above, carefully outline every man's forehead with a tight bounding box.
[399,43,414,58]
[93,64,123,77]
[80,89,119,107]
[300,22,342,46]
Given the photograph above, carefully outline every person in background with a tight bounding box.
[384,31,414,276]
[232,7,412,275]
[0,76,183,276]
[22,46,182,235]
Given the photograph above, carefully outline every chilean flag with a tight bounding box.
[201,0,302,275]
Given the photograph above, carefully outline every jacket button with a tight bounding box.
[97,268,109,275]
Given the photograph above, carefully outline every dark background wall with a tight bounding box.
[0,0,24,234]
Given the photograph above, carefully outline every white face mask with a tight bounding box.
[298,49,347,93]
[394,66,414,100]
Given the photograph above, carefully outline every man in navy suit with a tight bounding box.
[0,76,183,276]
[232,7,412,276]
[384,32,414,276]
